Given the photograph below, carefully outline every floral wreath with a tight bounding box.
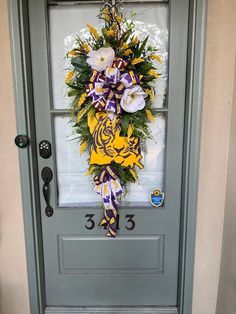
[65,2,162,237]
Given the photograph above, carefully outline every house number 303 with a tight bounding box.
[85,214,135,231]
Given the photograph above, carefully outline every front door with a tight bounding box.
[28,0,189,310]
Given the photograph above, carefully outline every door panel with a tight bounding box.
[58,235,164,273]
[28,0,189,308]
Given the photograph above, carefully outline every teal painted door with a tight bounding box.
[28,0,189,307]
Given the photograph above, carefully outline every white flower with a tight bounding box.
[121,85,147,113]
[86,47,115,72]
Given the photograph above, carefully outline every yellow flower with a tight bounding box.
[150,54,162,63]
[131,36,139,45]
[111,22,119,30]
[120,42,129,50]
[101,8,109,14]
[145,88,155,101]
[127,124,134,139]
[148,69,160,78]
[65,70,74,83]
[145,109,155,122]
[77,105,90,123]
[87,24,100,40]
[68,49,79,57]
[77,93,87,107]
[129,168,139,182]
[80,141,87,155]
[124,49,133,56]
[85,165,95,176]
[116,15,123,23]
[101,8,111,21]
[104,14,111,21]
[131,58,144,65]
[81,43,91,53]
[106,29,116,37]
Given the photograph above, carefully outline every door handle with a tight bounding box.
[41,167,54,217]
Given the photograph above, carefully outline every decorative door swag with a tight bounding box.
[65,0,163,237]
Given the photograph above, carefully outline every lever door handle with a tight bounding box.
[41,167,53,217]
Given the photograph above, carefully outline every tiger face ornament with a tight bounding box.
[88,110,143,169]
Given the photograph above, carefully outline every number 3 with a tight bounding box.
[85,214,95,230]
[125,214,135,230]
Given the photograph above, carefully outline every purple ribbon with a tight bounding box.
[86,57,141,114]
[94,166,123,237]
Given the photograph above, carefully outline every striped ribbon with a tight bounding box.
[94,166,123,237]
[86,58,140,114]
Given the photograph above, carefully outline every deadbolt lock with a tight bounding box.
[14,135,30,148]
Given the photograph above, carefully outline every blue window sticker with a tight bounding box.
[150,189,164,207]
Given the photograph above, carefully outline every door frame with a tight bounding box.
[8,0,207,313]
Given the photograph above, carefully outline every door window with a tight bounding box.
[49,3,168,207]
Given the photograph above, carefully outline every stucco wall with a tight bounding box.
[0,0,235,313]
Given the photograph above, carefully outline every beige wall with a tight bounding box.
[0,0,235,314]
[216,58,236,314]
[192,0,236,313]
[0,0,30,314]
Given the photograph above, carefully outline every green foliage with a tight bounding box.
[135,36,149,57]
[71,55,88,70]
[91,162,135,187]
[64,6,161,193]
[67,90,77,97]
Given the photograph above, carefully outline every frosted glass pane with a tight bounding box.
[124,115,166,206]
[54,115,100,206]
[54,115,166,207]
[49,3,168,109]
[49,4,101,109]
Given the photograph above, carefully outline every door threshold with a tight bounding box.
[45,306,178,314]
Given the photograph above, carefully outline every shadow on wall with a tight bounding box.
[216,56,236,314]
